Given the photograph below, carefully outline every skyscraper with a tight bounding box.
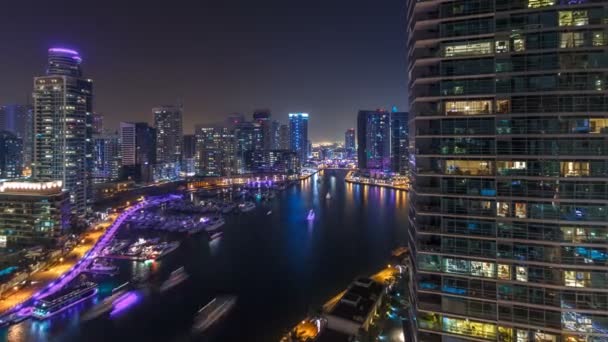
[92,112,104,135]
[390,111,409,175]
[0,131,23,179]
[357,110,391,171]
[278,124,290,150]
[253,109,273,150]
[194,125,223,176]
[407,1,608,341]
[92,131,120,183]
[0,105,33,169]
[119,122,156,183]
[344,128,355,158]
[289,113,309,163]
[153,105,183,180]
[32,48,93,216]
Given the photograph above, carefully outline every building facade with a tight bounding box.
[357,110,391,171]
[279,124,290,150]
[289,113,309,164]
[32,48,93,216]
[244,150,300,174]
[391,111,409,175]
[345,128,356,159]
[0,180,70,247]
[0,104,33,169]
[0,131,23,179]
[407,1,608,341]
[153,105,183,180]
[92,131,121,183]
[119,122,156,183]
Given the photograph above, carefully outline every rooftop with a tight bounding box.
[328,277,384,324]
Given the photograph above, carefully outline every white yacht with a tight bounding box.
[205,217,225,232]
[160,267,189,292]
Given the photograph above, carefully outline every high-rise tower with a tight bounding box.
[153,105,183,180]
[407,1,608,341]
[32,48,93,216]
[289,113,309,164]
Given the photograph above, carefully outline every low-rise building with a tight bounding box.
[324,277,385,336]
[0,181,70,248]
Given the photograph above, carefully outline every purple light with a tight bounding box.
[49,47,79,55]
[110,291,140,317]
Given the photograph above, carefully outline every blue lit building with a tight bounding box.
[357,110,391,172]
[0,131,23,179]
[289,113,309,164]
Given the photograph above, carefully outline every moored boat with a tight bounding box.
[33,282,98,320]
[192,296,237,333]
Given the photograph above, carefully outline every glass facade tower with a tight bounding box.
[407,1,608,341]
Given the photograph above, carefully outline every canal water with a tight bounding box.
[2,169,409,342]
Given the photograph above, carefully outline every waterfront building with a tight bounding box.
[344,128,356,158]
[253,109,275,150]
[289,113,309,164]
[153,105,183,180]
[194,125,223,177]
[357,110,391,172]
[234,121,264,174]
[407,1,608,341]
[119,122,156,183]
[0,104,33,169]
[0,180,70,247]
[0,131,23,179]
[92,131,121,183]
[182,134,197,176]
[32,48,93,216]
[391,111,409,175]
[244,150,300,174]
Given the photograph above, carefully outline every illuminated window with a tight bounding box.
[517,330,529,342]
[560,32,585,48]
[443,317,497,339]
[497,202,510,217]
[443,40,493,57]
[496,99,510,114]
[471,261,496,278]
[592,31,607,46]
[535,332,558,342]
[498,264,511,280]
[559,11,588,26]
[445,100,492,115]
[527,0,554,8]
[516,266,528,282]
[498,326,513,342]
[445,160,493,176]
[497,161,527,175]
[515,203,527,218]
[443,258,470,274]
[513,37,525,52]
[590,119,608,133]
[564,270,590,287]
[496,40,509,53]
[560,162,590,177]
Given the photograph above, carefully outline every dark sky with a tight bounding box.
[0,0,407,142]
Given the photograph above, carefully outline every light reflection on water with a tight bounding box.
[2,169,409,342]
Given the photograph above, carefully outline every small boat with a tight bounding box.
[192,296,237,333]
[238,202,256,213]
[153,241,181,260]
[88,259,118,274]
[204,217,225,232]
[33,282,98,320]
[326,193,331,200]
[81,282,130,321]
[160,267,189,292]
[266,211,272,216]
[208,231,223,241]
[307,209,315,221]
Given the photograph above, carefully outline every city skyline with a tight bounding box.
[0,0,408,142]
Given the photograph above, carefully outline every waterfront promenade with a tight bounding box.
[0,195,180,318]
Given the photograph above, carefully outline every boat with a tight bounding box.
[88,259,118,274]
[160,267,189,292]
[221,203,236,214]
[208,231,223,241]
[325,193,331,200]
[154,241,180,259]
[32,282,98,320]
[192,296,237,333]
[124,238,147,256]
[266,211,272,216]
[81,282,130,321]
[204,217,225,232]
[307,209,315,221]
[238,202,256,213]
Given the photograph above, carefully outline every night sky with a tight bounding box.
[0,0,407,141]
